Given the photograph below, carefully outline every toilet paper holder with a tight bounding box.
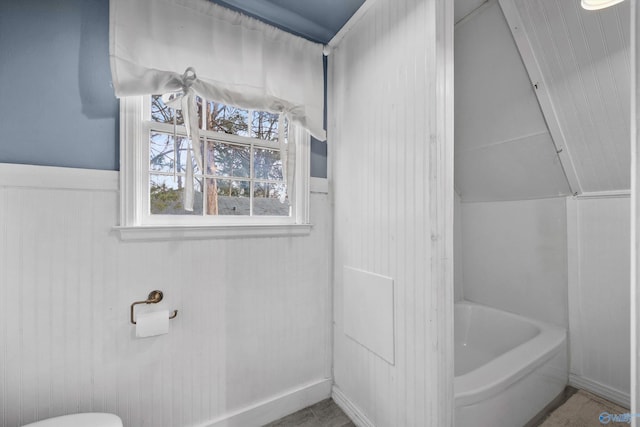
[130,290,178,325]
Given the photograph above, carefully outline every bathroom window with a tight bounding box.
[117,95,311,239]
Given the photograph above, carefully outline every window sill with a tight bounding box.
[113,223,312,241]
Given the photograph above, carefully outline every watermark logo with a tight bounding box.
[599,411,640,424]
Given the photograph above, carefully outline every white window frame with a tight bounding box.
[115,95,311,240]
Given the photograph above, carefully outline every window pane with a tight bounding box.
[208,179,250,216]
[150,132,175,172]
[205,141,250,178]
[253,182,289,216]
[151,95,184,125]
[150,174,202,215]
[252,111,279,141]
[283,117,289,144]
[206,101,249,136]
[254,148,283,180]
[150,132,200,174]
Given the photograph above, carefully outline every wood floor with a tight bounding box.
[536,389,629,427]
[263,399,354,427]
[266,388,626,427]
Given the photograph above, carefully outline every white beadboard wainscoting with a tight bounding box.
[330,0,454,425]
[0,164,332,427]
[567,195,631,408]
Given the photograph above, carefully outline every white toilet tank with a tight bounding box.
[21,413,123,427]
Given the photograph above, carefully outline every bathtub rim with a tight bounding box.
[454,300,567,407]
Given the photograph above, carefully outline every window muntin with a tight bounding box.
[145,95,291,220]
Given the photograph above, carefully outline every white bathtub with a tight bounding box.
[454,301,568,427]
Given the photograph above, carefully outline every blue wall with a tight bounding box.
[310,138,327,178]
[0,0,327,176]
[0,0,119,170]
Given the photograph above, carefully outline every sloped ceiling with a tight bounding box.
[507,0,630,193]
[454,0,572,201]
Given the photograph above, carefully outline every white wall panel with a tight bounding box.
[454,0,570,202]
[0,166,332,427]
[461,198,568,327]
[456,132,571,202]
[455,1,547,151]
[454,0,487,24]
[330,0,454,425]
[567,196,630,406]
[343,267,395,364]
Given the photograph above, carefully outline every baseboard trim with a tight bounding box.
[198,378,332,427]
[569,374,630,409]
[331,385,375,427]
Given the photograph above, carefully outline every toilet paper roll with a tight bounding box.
[135,310,169,338]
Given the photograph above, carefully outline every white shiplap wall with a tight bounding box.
[0,165,332,427]
[330,0,454,425]
[567,196,631,407]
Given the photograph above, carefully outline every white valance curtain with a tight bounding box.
[109,0,326,140]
